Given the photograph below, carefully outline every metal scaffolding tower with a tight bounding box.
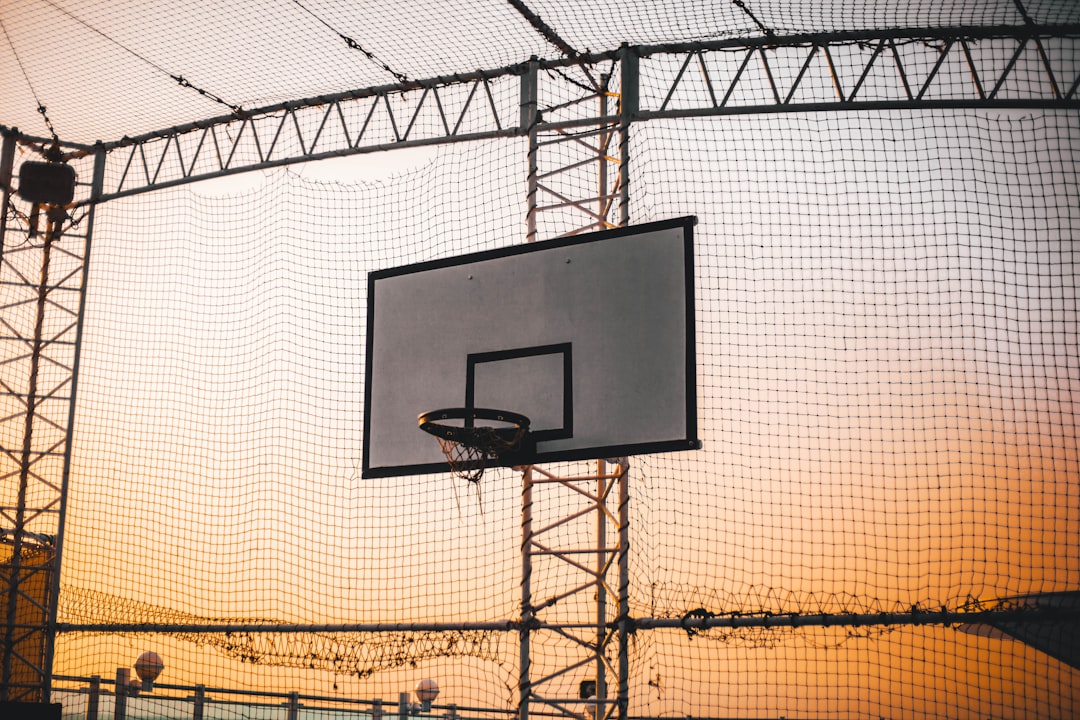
[0,133,101,702]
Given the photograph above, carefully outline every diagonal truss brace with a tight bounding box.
[99,73,518,202]
[5,25,1071,205]
[520,461,629,720]
[643,25,1080,119]
[0,135,102,703]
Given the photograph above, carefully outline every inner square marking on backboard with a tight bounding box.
[465,343,573,442]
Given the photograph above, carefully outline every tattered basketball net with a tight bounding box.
[419,409,530,482]
[434,427,526,482]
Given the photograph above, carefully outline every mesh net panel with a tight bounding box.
[11,27,1071,718]
[626,108,1080,715]
[56,142,528,707]
[6,1,1080,145]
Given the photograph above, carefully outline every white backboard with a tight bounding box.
[363,217,699,478]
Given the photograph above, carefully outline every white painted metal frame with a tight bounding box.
[519,47,635,720]
[519,461,629,720]
[0,134,102,701]
[5,26,1071,206]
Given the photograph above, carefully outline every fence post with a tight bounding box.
[193,684,205,720]
[399,692,409,720]
[85,675,100,720]
[286,691,300,720]
[114,668,129,720]
[373,698,383,720]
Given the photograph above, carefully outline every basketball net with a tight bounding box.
[436,426,527,482]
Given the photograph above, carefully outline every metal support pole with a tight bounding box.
[616,461,630,720]
[85,675,100,720]
[594,459,608,713]
[0,132,18,702]
[0,132,15,265]
[0,133,95,701]
[519,466,534,720]
[114,668,129,720]
[2,210,57,700]
[522,59,540,244]
[594,69,611,711]
[618,46,638,227]
[598,75,611,231]
[43,144,105,699]
[516,51,636,720]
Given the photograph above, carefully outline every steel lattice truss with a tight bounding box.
[0,139,99,701]
[10,25,1073,204]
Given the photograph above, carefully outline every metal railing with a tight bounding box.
[53,673,510,720]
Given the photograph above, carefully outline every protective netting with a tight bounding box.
[42,97,1080,718]
[45,141,528,711]
[4,0,1079,146]
[2,0,1079,714]
[624,108,1080,716]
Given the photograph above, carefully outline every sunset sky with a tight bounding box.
[2,2,1076,715]
[36,103,1078,718]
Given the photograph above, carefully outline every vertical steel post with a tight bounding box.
[619,46,638,227]
[2,199,57,701]
[85,675,100,720]
[615,47,637,719]
[594,459,607,714]
[517,49,637,720]
[114,668,129,720]
[288,690,300,720]
[594,70,611,713]
[616,461,630,720]
[522,59,540,244]
[0,133,94,702]
[519,466,534,720]
[0,132,15,265]
[0,131,15,702]
[43,143,105,699]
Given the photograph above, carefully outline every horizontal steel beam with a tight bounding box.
[55,605,1076,634]
[2,24,1077,203]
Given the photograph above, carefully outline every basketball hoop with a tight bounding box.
[419,408,531,482]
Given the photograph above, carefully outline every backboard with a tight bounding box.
[362,217,699,478]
